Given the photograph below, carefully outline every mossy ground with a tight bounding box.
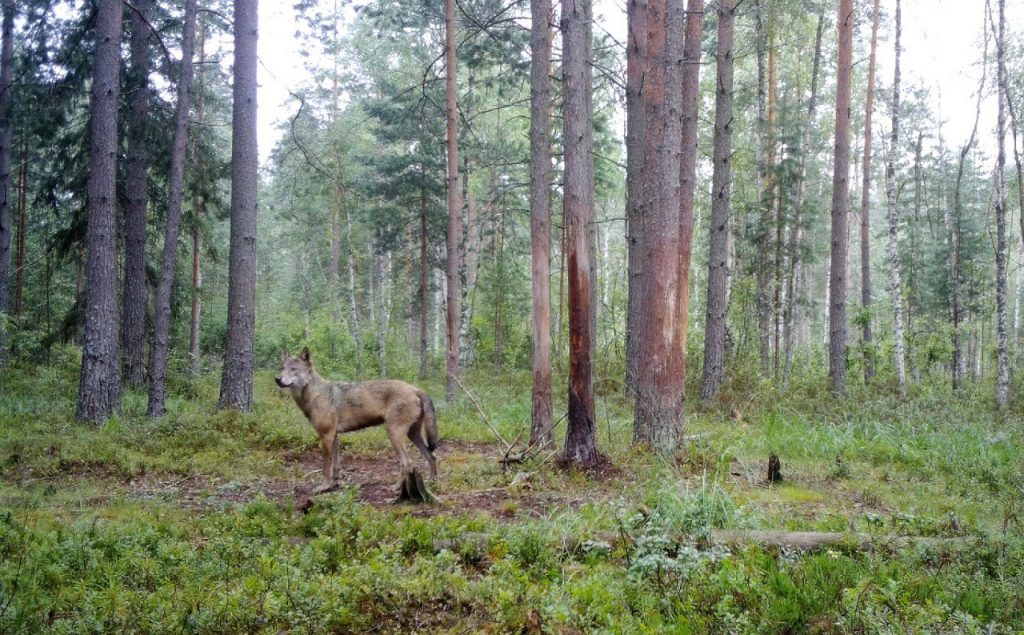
[1,355,1023,632]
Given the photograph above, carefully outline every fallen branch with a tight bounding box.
[452,375,512,453]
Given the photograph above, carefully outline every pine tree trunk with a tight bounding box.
[699,0,733,400]
[950,22,988,391]
[419,187,429,379]
[675,0,702,405]
[148,0,198,417]
[189,20,207,377]
[218,0,259,412]
[443,0,462,400]
[859,0,879,383]
[783,10,824,382]
[120,0,151,388]
[459,189,479,365]
[529,0,553,446]
[994,0,1009,408]
[14,143,25,323]
[562,0,599,467]
[633,0,685,450]
[76,0,124,421]
[753,0,771,374]
[828,0,854,396]
[623,0,646,397]
[0,0,12,367]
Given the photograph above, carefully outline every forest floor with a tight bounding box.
[1,356,1023,632]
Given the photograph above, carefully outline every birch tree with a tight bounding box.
[884,0,907,394]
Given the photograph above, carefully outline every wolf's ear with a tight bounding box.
[300,347,311,363]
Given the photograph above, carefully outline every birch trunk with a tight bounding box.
[883,0,907,394]
[993,0,1009,408]
[444,0,462,400]
[0,0,11,366]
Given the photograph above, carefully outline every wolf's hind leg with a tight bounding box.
[407,421,438,480]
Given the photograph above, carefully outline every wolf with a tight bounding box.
[275,347,438,495]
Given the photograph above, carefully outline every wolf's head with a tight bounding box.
[276,347,313,391]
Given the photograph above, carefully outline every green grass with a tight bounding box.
[1,353,1023,632]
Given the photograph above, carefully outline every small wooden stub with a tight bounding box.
[396,469,437,504]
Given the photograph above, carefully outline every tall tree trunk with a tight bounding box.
[994,0,1009,408]
[783,10,824,381]
[561,0,599,466]
[419,182,429,379]
[14,143,25,322]
[345,205,362,374]
[76,0,124,421]
[908,130,922,383]
[218,0,259,412]
[444,0,462,401]
[120,0,151,388]
[529,0,553,446]
[148,0,198,417]
[753,0,771,373]
[459,189,479,366]
[189,19,207,376]
[828,0,854,396]
[676,0,702,404]
[859,0,879,383]
[950,17,988,391]
[633,0,684,449]
[700,0,735,401]
[623,0,647,397]
[884,0,907,394]
[0,0,12,366]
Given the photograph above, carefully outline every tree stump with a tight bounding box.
[396,469,437,504]
[767,454,783,483]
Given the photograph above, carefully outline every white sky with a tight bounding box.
[255,0,1019,165]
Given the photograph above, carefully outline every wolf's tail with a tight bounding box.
[418,392,439,451]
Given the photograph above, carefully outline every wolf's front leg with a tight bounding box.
[312,430,339,494]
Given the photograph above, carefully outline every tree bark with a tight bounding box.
[994,0,1009,408]
[753,0,771,374]
[561,0,599,467]
[218,0,259,412]
[950,19,988,391]
[76,0,125,421]
[828,0,854,396]
[13,144,25,323]
[419,183,429,379]
[148,0,198,417]
[444,0,462,401]
[908,130,922,383]
[189,19,207,376]
[345,205,362,374]
[783,10,825,382]
[0,0,13,366]
[883,0,907,394]
[700,0,735,401]
[623,0,646,397]
[633,0,685,450]
[529,0,553,446]
[858,0,879,383]
[675,0,702,406]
